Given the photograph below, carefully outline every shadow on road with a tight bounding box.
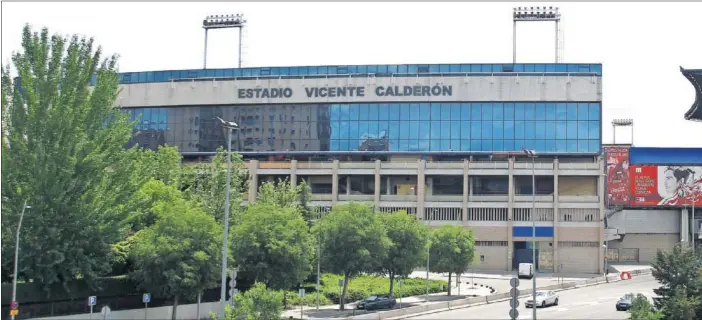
[290,295,473,319]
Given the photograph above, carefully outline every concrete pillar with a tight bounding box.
[374,160,381,208]
[332,160,339,204]
[462,159,469,223]
[386,176,392,195]
[507,158,515,271]
[681,208,690,244]
[247,160,259,203]
[290,159,298,187]
[553,158,560,273]
[346,176,351,195]
[417,159,426,220]
[598,156,606,272]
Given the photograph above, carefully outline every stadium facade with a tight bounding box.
[115,63,606,273]
[680,67,702,122]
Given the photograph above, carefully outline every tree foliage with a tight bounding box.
[257,179,315,223]
[230,203,315,291]
[650,244,702,317]
[428,225,475,296]
[629,294,663,320]
[1,25,149,291]
[314,203,391,310]
[377,211,429,296]
[212,283,284,320]
[129,193,222,320]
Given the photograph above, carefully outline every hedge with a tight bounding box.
[284,273,448,306]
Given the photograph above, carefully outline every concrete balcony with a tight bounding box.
[558,162,601,176]
[513,195,554,202]
[605,227,624,241]
[296,162,334,175]
[310,194,334,201]
[469,195,509,202]
[380,162,418,175]
[468,161,509,175]
[338,162,376,175]
[258,161,292,169]
[559,195,600,203]
[425,161,464,175]
[425,195,463,202]
[513,162,555,175]
[338,194,374,202]
[380,195,418,202]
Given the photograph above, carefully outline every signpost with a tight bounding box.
[398,280,404,308]
[9,301,19,317]
[299,288,305,319]
[338,279,345,308]
[509,278,520,320]
[100,305,111,320]
[142,293,151,320]
[88,296,97,320]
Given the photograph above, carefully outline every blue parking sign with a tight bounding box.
[142,293,151,304]
[88,296,97,306]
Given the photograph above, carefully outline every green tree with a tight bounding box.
[378,211,429,296]
[129,194,222,320]
[651,244,702,315]
[257,179,315,222]
[629,294,663,320]
[211,283,284,320]
[661,287,700,320]
[230,203,315,291]
[314,203,391,310]
[1,25,149,291]
[181,147,247,222]
[428,225,475,296]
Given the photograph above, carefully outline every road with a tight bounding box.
[406,275,659,320]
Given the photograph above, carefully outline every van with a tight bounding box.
[518,263,534,279]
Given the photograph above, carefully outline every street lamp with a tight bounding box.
[214,116,239,320]
[523,149,537,320]
[202,14,247,69]
[310,219,321,311]
[512,6,562,63]
[11,200,30,320]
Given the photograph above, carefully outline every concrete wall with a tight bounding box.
[609,233,679,263]
[608,209,680,234]
[559,247,599,273]
[474,246,508,270]
[558,227,600,241]
[30,301,219,320]
[116,75,602,108]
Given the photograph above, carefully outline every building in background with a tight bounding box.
[604,146,702,264]
[114,63,605,273]
[680,67,702,122]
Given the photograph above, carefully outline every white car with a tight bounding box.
[525,290,559,308]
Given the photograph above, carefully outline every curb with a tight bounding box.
[344,269,652,320]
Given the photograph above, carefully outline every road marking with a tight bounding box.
[573,301,600,306]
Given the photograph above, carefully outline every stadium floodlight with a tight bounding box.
[611,118,634,146]
[202,14,247,69]
[512,6,562,63]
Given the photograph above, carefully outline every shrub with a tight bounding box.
[311,273,447,304]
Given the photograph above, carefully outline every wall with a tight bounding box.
[116,75,602,107]
[558,246,599,274]
[30,301,218,320]
[609,234,679,263]
[473,246,508,270]
[608,209,680,234]
[558,176,597,196]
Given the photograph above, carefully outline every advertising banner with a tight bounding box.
[605,147,631,206]
[630,165,702,207]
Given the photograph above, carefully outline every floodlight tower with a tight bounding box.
[612,119,634,145]
[202,14,247,69]
[512,6,562,63]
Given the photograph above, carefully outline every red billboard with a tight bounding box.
[630,166,702,207]
[605,147,631,206]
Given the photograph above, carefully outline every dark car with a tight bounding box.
[616,293,637,311]
[356,295,396,311]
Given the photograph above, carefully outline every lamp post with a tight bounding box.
[310,219,321,311]
[512,6,562,63]
[425,218,432,302]
[611,119,634,145]
[215,116,239,320]
[202,14,247,69]
[11,200,30,320]
[523,149,537,320]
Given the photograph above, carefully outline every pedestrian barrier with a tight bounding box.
[620,272,632,280]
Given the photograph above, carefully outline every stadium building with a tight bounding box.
[680,67,702,122]
[115,63,606,274]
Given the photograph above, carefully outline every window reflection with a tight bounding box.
[122,102,602,154]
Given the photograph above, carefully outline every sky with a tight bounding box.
[2,2,701,148]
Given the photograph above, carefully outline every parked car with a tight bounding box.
[616,293,656,311]
[525,290,559,308]
[356,295,397,311]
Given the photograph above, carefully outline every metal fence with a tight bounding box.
[606,248,639,263]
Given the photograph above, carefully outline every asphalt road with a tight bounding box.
[406,275,659,320]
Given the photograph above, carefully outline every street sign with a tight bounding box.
[509,308,519,319]
[509,298,520,308]
[10,301,18,310]
[510,288,520,297]
[509,278,520,288]
[9,310,18,316]
[231,288,239,295]
[338,279,344,287]
[229,279,237,288]
[142,293,151,304]
[88,296,97,306]
[299,288,305,298]
[100,306,111,317]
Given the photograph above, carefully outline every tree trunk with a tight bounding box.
[447,272,452,296]
[388,272,395,297]
[340,272,350,311]
[171,295,179,320]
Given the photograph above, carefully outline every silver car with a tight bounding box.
[525,290,559,308]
